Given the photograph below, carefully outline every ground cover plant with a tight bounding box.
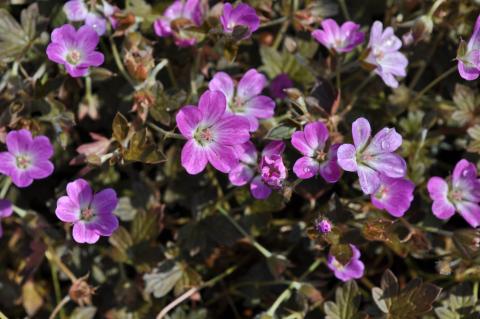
[1,0,480,318]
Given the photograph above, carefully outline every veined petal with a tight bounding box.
[181,140,208,175]
[176,106,202,138]
[56,196,81,222]
[456,201,480,228]
[206,144,238,173]
[214,115,250,144]
[237,69,267,101]
[72,221,100,244]
[198,90,227,125]
[6,129,32,155]
[209,72,235,102]
[337,144,358,172]
[66,178,93,209]
[366,127,402,155]
[357,164,380,194]
[351,118,371,150]
[293,156,320,179]
[291,131,314,156]
[304,121,329,151]
[367,152,406,178]
[92,188,118,215]
[229,163,254,186]
[250,176,272,199]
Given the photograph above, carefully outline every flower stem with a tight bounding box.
[48,258,66,319]
[12,205,27,218]
[413,65,457,102]
[0,178,11,198]
[338,0,352,20]
[147,122,185,140]
[48,296,70,319]
[109,35,136,89]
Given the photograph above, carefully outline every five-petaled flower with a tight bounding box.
[46,24,105,77]
[291,121,342,183]
[220,2,260,40]
[371,175,415,217]
[327,244,365,282]
[311,19,364,53]
[176,90,250,175]
[457,15,480,80]
[364,21,408,88]
[0,129,54,188]
[209,69,275,132]
[63,0,88,22]
[0,199,13,238]
[55,179,119,244]
[427,159,480,228]
[337,117,406,195]
[153,0,205,47]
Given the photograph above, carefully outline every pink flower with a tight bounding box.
[327,244,365,282]
[457,15,480,80]
[371,175,415,217]
[220,3,260,40]
[46,24,105,78]
[337,118,406,195]
[250,141,286,200]
[153,0,205,47]
[0,129,54,188]
[229,141,258,186]
[176,90,250,175]
[85,12,107,36]
[427,159,480,228]
[291,121,342,183]
[311,19,364,53]
[0,200,13,238]
[63,0,88,22]
[208,69,275,132]
[55,179,119,244]
[364,21,408,88]
[103,1,120,29]
[315,218,332,233]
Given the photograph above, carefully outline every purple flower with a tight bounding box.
[427,159,480,228]
[103,1,119,29]
[250,141,286,200]
[311,19,364,53]
[457,15,480,80]
[229,141,258,186]
[327,244,365,282]
[176,90,250,175]
[85,13,107,36]
[46,24,105,78]
[371,175,415,217]
[337,118,406,195]
[269,74,293,99]
[220,3,260,40]
[364,21,408,88]
[55,179,119,244]
[315,218,332,234]
[153,0,205,47]
[0,130,54,188]
[291,121,342,183]
[209,69,275,132]
[0,200,13,238]
[63,0,88,22]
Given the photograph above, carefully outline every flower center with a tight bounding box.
[332,258,345,270]
[194,126,215,146]
[81,208,95,221]
[15,155,32,170]
[315,149,327,162]
[450,189,463,202]
[229,97,245,113]
[67,50,82,65]
[375,185,388,199]
[373,48,384,60]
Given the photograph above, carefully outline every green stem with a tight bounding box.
[338,0,351,20]
[147,122,185,140]
[0,178,11,198]
[413,65,457,102]
[217,206,272,258]
[12,205,27,218]
[109,36,136,89]
[48,259,66,319]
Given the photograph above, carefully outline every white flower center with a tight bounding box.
[15,154,32,170]
[67,49,82,65]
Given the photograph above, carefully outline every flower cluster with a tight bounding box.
[63,0,118,36]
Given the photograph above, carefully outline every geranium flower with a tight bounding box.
[55,179,119,244]
[250,141,286,200]
[371,175,415,217]
[229,141,258,186]
[220,3,260,40]
[176,90,250,174]
[364,21,408,88]
[63,0,88,22]
[208,69,275,131]
[85,12,107,36]
[311,19,364,53]
[337,117,406,195]
[269,74,293,99]
[153,0,205,47]
[427,159,480,228]
[46,24,105,77]
[457,15,480,80]
[291,121,342,183]
[0,129,54,188]
[0,200,13,238]
[327,244,365,282]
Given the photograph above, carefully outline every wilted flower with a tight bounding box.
[85,12,107,36]
[291,121,342,183]
[269,74,293,99]
[63,0,88,22]
[457,15,480,81]
[46,24,105,77]
[327,244,365,282]
[0,199,13,238]
[250,141,286,200]
[311,19,364,53]
[176,90,250,174]
[315,218,332,233]
[337,117,406,195]
[371,175,415,217]
[209,69,275,132]
[153,0,205,47]
[364,21,408,88]
[427,159,480,228]
[55,179,119,244]
[220,3,260,40]
[0,129,54,188]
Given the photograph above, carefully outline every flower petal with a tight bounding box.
[0,152,16,176]
[351,117,371,150]
[30,136,54,160]
[229,163,254,186]
[214,115,250,145]
[198,90,227,125]
[176,106,202,138]
[10,170,33,188]
[368,152,406,178]
[337,144,357,172]
[262,141,285,157]
[0,200,13,218]
[181,140,208,175]
[250,176,272,199]
[293,156,320,179]
[291,131,314,156]
[6,129,32,155]
[206,144,238,173]
[66,179,93,209]
[55,196,80,222]
[304,121,329,151]
[90,213,119,236]
[27,160,54,179]
[366,127,402,155]
[237,69,267,101]
[92,188,118,215]
[72,221,100,244]
[208,72,235,102]
[357,164,380,194]
[456,201,480,228]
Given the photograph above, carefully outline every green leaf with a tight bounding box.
[265,125,296,140]
[324,280,360,319]
[130,209,160,243]
[123,128,164,164]
[143,260,183,298]
[112,112,129,144]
